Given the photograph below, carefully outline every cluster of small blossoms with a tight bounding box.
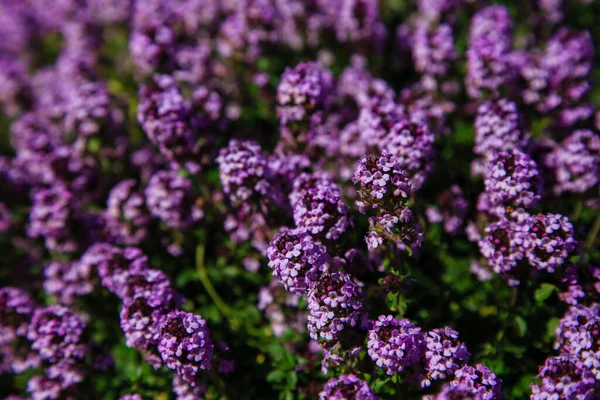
[425,185,469,235]
[544,129,600,196]
[145,169,204,231]
[484,149,542,217]
[319,374,378,400]
[289,173,351,241]
[379,118,435,190]
[367,315,472,389]
[559,264,600,305]
[553,304,600,379]
[0,288,40,375]
[466,6,515,99]
[521,28,594,126]
[258,281,305,337]
[137,75,197,164]
[94,243,233,395]
[530,354,599,399]
[353,153,423,254]
[276,62,334,142]
[425,364,503,399]
[411,20,456,81]
[25,305,89,399]
[306,271,365,341]
[472,99,528,175]
[266,228,331,296]
[104,179,150,246]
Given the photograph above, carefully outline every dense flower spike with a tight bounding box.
[353,153,412,213]
[530,355,599,399]
[0,288,40,374]
[27,306,86,363]
[367,209,423,254]
[479,219,528,284]
[434,364,503,399]
[277,62,334,125]
[484,149,542,216]
[43,261,94,305]
[379,118,435,190]
[421,327,470,386]
[367,315,424,375]
[145,169,203,230]
[544,129,600,195]
[217,140,275,208]
[474,99,527,157]
[138,75,196,162]
[554,304,600,379]
[155,311,214,385]
[79,243,148,294]
[319,374,378,400]
[466,6,514,98]
[306,272,365,341]
[267,229,331,295]
[525,213,577,273]
[290,173,350,240]
[105,179,150,246]
[559,264,600,305]
[521,28,594,126]
[412,21,456,79]
[28,185,78,253]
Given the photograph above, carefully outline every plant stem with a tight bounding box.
[196,244,235,323]
[585,214,600,250]
[571,199,583,222]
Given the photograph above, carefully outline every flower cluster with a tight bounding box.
[466,6,515,98]
[426,185,469,235]
[290,173,351,241]
[319,374,378,400]
[426,364,502,399]
[484,149,542,217]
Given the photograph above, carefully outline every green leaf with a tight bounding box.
[266,371,286,383]
[514,316,528,337]
[534,283,556,302]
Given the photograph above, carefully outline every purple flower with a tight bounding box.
[412,21,456,79]
[521,28,594,126]
[105,179,150,246]
[352,153,412,213]
[319,373,378,400]
[290,173,350,240]
[27,359,84,400]
[138,75,196,161]
[531,355,599,399]
[79,243,149,295]
[28,185,78,253]
[172,373,206,400]
[478,219,528,284]
[474,99,527,157]
[544,130,600,195]
[306,272,365,341]
[145,169,203,230]
[119,395,143,400]
[554,304,600,379]
[277,62,334,125]
[27,306,86,363]
[440,364,503,399]
[559,264,600,305]
[466,6,514,98]
[379,118,435,190]
[267,228,331,295]
[525,213,577,273]
[484,150,542,216]
[43,261,94,305]
[155,311,213,385]
[120,283,181,352]
[356,80,403,142]
[216,140,276,209]
[422,327,470,386]
[367,315,424,375]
